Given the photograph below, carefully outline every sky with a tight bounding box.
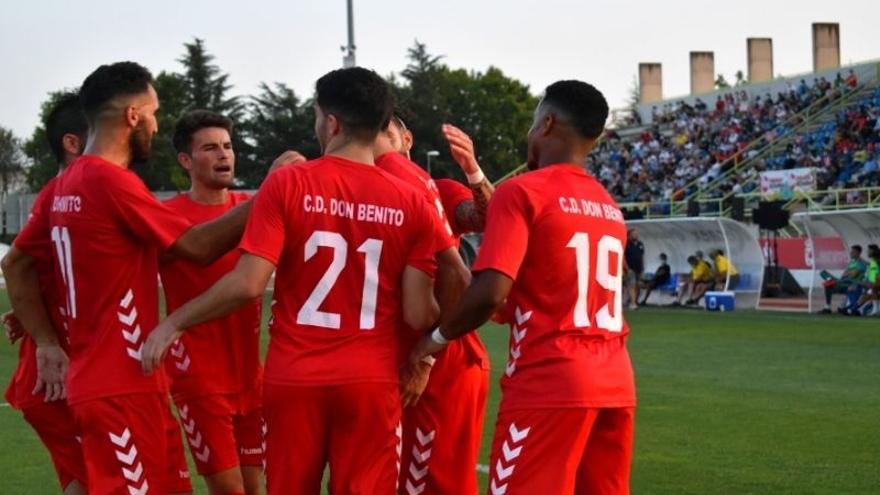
[1,0,878,139]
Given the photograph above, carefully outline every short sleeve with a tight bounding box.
[406,196,440,276]
[240,169,288,265]
[103,170,193,250]
[430,194,458,254]
[435,179,473,236]
[14,182,55,263]
[471,180,531,279]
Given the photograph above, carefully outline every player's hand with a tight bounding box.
[442,124,481,175]
[3,310,25,343]
[269,150,307,174]
[141,321,183,376]
[408,334,447,372]
[33,344,68,402]
[400,359,434,408]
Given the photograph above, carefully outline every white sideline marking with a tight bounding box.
[0,402,10,408]
[476,463,489,474]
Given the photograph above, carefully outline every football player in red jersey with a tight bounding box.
[410,80,635,495]
[3,61,266,495]
[2,92,88,495]
[142,67,441,495]
[372,117,487,495]
[159,110,298,495]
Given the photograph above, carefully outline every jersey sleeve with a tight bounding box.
[406,196,440,276]
[436,179,473,236]
[471,180,531,279]
[430,195,458,254]
[13,183,54,262]
[239,169,288,265]
[103,170,193,250]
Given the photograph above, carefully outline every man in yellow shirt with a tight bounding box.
[712,249,740,290]
[676,255,714,305]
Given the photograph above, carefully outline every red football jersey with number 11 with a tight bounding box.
[472,164,636,411]
[240,156,438,387]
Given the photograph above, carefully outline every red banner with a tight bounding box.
[759,237,848,270]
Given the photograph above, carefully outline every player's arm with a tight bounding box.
[142,253,274,375]
[168,201,253,265]
[0,247,67,401]
[434,246,471,324]
[443,124,494,232]
[401,265,440,333]
[410,270,513,363]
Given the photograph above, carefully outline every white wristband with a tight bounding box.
[430,327,449,346]
[466,169,485,185]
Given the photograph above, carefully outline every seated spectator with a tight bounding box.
[844,244,879,316]
[819,245,867,314]
[676,255,713,306]
[712,249,739,290]
[639,252,671,305]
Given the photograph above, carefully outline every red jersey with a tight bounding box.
[5,177,69,410]
[375,155,488,369]
[159,192,262,399]
[240,155,437,387]
[46,155,192,404]
[435,178,473,238]
[375,152,456,253]
[472,164,635,410]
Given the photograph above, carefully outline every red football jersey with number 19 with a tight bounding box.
[240,156,438,387]
[160,192,262,399]
[47,156,193,404]
[472,164,636,411]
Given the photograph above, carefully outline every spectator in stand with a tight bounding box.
[624,228,645,310]
[676,255,713,306]
[820,245,867,314]
[711,249,739,290]
[639,253,671,305]
[846,69,858,89]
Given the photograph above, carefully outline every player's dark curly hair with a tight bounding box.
[80,61,153,124]
[172,110,233,154]
[45,91,87,163]
[542,80,608,139]
[316,67,393,141]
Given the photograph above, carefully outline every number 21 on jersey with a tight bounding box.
[297,230,383,330]
[567,232,623,332]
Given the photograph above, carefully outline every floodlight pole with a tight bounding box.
[342,0,356,68]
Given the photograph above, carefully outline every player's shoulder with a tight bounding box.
[435,177,470,196]
[162,193,189,208]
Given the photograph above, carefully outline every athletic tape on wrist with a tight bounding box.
[430,327,449,345]
[466,169,485,185]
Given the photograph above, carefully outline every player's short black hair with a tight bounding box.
[172,110,233,154]
[80,61,153,124]
[687,255,697,264]
[660,253,668,260]
[852,244,862,254]
[542,80,608,139]
[45,92,87,163]
[315,67,393,141]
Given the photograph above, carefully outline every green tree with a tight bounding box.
[0,126,28,204]
[178,38,239,114]
[393,41,537,181]
[715,74,731,90]
[242,82,320,187]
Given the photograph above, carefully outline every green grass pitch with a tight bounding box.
[0,291,877,494]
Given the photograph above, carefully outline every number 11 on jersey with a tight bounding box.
[567,232,623,332]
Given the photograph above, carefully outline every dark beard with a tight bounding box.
[129,123,153,163]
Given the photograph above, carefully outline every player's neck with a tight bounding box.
[83,130,134,168]
[324,136,375,166]
[187,184,229,205]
